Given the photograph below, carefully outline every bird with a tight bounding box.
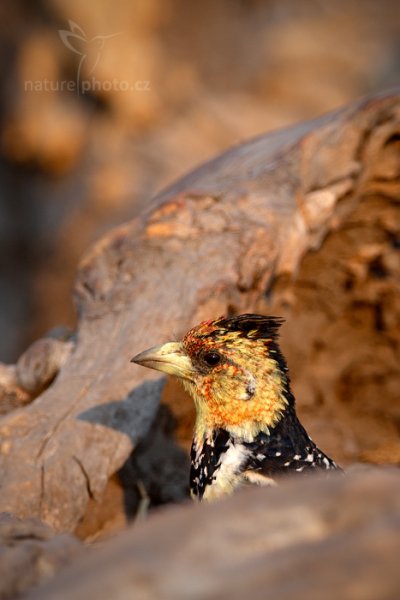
[131,314,342,501]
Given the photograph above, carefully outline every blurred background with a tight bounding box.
[0,0,399,362]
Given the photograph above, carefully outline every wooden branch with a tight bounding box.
[0,513,82,598]
[28,469,400,600]
[0,89,399,531]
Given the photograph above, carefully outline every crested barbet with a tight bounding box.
[131,314,341,501]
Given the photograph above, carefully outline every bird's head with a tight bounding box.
[131,314,292,441]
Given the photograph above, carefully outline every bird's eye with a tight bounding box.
[202,351,221,367]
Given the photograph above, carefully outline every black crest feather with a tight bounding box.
[218,314,284,341]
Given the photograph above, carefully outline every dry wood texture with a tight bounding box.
[0,89,399,532]
[0,514,82,599]
[27,468,400,600]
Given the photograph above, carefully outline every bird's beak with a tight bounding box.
[131,341,195,381]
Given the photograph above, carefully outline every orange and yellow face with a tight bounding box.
[132,315,290,441]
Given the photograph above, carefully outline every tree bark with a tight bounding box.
[0,89,399,532]
[27,468,400,600]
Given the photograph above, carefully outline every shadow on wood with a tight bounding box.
[0,88,399,532]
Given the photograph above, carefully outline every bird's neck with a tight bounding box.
[186,367,294,444]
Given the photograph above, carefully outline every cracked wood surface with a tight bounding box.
[0,89,399,531]
[28,469,400,600]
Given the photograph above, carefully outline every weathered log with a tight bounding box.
[0,328,75,415]
[16,335,74,397]
[27,468,400,600]
[0,513,82,599]
[0,89,399,532]
[0,364,30,416]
